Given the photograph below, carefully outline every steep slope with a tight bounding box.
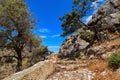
[58,0,120,59]
[88,0,120,31]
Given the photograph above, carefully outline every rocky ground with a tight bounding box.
[47,69,93,80]
[1,38,120,80]
[47,60,94,80]
[58,0,120,59]
[47,38,120,80]
[1,0,120,79]
[47,59,120,80]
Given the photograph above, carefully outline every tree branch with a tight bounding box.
[3,55,18,59]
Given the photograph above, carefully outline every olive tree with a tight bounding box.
[0,0,41,72]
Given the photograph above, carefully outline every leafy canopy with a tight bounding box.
[0,0,41,71]
[0,0,40,49]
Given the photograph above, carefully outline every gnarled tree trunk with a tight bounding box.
[16,50,22,72]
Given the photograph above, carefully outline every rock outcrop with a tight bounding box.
[88,0,120,31]
[86,41,120,59]
[58,28,90,59]
[58,0,120,59]
[3,60,55,80]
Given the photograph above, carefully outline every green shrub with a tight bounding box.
[5,57,14,63]
[73,65,79,70]
[60,61,67,65]
[80,30,94,41]
[108,53,120,70]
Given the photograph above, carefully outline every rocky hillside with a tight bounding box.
[47,38,120,80]
[88,0,120,31]
[58,0,120,59]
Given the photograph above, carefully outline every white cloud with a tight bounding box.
[40,35,47,38]
[86,15,92,23]
[39,34,60,39]
[48,46,60,49]
[91,0,103,8]
[39,28,50,33]
[51,34,60,38]
[91,2,97,8]
[48,46,60,53]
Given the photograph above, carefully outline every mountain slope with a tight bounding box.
[58,0,120,59]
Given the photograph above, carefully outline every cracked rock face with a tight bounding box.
[58,0,120,59]
[58,29,89,59]
[88,0,120,31]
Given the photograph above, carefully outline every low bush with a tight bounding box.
[80,30,94,41]
[60,61,67,65]
[108,53,120,70]
[5,57,14,63]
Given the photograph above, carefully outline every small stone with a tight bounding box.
[100,71,107,76]
[116,68,120,74]
[89,55,95,59]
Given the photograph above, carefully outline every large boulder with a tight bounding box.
[58,29,90,59]
[3,60,55,80]
[116,68,120,74]
[58,0,120,59]
[88,0,120,32]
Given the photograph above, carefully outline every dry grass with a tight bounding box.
[88,38,120,80]
[102,38,120,47]
[88,60,120,80]
[89,60,107,72]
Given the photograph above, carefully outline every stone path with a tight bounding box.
[47,69,94,80]
[47,61,94,80]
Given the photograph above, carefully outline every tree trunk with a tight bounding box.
[16,50,22,72]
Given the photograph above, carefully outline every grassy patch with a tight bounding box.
[89,60,120,80]
[59,61,67,65]
[73,65,79,70]
[108,53,120,70]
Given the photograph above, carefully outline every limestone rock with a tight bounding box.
[58,0,120,59]
[86,44,120,59]
[88,0,120,31]
[100,71,107,76]
[58,28,89,59]
[116,68,120,74]
[47,69,94,80]
[3,60,55,80]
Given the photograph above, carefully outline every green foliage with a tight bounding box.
[60,11,83,36]
[0,0,41,71]
[0,0,36,49]
[49,51,54,54]
[32,46,49,59]
[74,0,80,4]
[22,58,29,69]
[80,30,94,41]
[31,46,49,64]
[28,34,42,52]
[33,46,48,55]
[5,57,14,63]
[108,53,120,70]
[60,0,100,36]
[60,61,67,65]
[73,65,79,70]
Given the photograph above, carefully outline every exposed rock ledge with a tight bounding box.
[58,0,120,59]
[3,60,55,80]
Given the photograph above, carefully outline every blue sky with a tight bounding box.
[26,0,106,53]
